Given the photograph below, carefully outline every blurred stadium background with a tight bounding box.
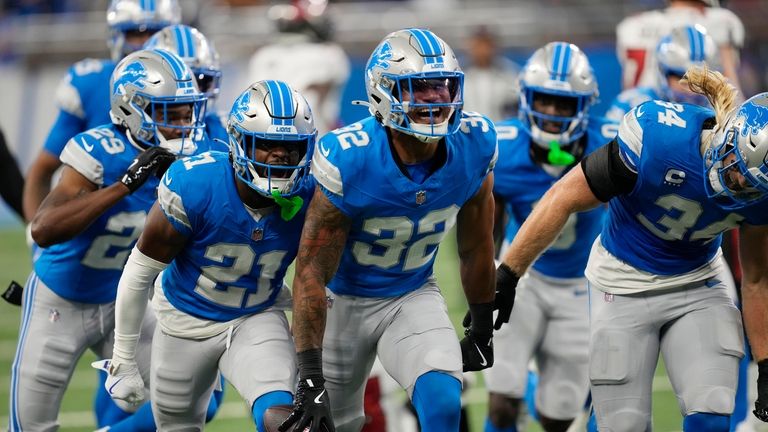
[1,0,767,430]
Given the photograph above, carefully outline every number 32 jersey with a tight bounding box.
[157,152,314,322]
[312,113,498,298]
[593,101,768,290]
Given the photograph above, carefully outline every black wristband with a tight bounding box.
[297,348,324,380]
[497,263,520,289]
[468,302,494,337]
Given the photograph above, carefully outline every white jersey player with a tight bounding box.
[248,0,350,136]
[616,0,743,90]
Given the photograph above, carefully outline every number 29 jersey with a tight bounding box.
[157,152,314,322]
[594,101,768,287]
[312,113,498,298]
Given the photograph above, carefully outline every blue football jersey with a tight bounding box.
[602,100,768,275]
[34,124,216,303]
[43,59,116,156]
[35,124,159,303]
[312,112,498,297]
[157,152,314,321]
[494,117,616,278]
[605,86,661,123]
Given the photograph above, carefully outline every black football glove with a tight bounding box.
[463,263,520,331]
[121,147,176,193]
[460,302,494,372]
[755,360,768,422]
[280,349,335,432]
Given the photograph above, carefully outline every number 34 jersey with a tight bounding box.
[493,117,616,279]
[157,152,314,322]
[596,101,768,284]
[312,113,498,298]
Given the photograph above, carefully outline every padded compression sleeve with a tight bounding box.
[580,139,638,202]
[113,246,168,363]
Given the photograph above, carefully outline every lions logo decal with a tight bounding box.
[231,90,251,123]
[368,41,393,71]
[113,61,147,96]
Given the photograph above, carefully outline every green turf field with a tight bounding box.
[0,226,685,431]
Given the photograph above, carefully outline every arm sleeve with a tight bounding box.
[0,129,25,220]
[112,246,168,363]
[580,139,638,202]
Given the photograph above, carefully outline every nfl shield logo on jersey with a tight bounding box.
[416,190,427,205]
[251,228,264,242]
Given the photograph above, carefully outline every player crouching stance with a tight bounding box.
[495,65,768,432]
[101,80,317,430]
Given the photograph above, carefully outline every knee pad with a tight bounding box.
[590,329,631,385]
[35,339,77,387]
[597,408,648,432]
[412,371,461,432]
[540,380,583,419]
[252,390,293,432]
[153,367,196,416]
[683,412,730,432]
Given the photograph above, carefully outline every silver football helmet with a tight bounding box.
[518,42,598,149]
[364,28,464,144]
[656,25,719,105]
[107,0,181,61]
[144,24,222,100]
[228,80,316,198]
[110,48,206,155]
[705,92,768,209]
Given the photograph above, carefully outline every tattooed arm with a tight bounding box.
[292,186,352,351]
[31,165,130,247]
[280,186,351,432]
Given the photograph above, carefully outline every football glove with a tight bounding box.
[755,360,768,422]
[279,377,334,432]
[92,359,145,412]
[280,349,335,432]
[462,263,519,331]
[460,302,494,372]
[121,146,176,193]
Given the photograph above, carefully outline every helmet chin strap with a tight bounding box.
[156,132,197,156]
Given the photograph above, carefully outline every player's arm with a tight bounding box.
[22,151,62,222]
[456,174,497,372]
[0,128,25,221]
[30,166,129,247]
[99,202,189,407]
[30,145,175,247]
[282,186,350,432]
[739,223,768,421]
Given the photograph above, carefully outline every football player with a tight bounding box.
[100,80,316,431]
[493,66,768,432]
[282,28,498,432]
[9,48,213,431]
[144,24,229,144]
[607,24,719,121]
[248,0,350,135]
[22,0,181,222]
[484,42,617,432]
[616,0,743,91]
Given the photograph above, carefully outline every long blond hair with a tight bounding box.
[680,65,740,149]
